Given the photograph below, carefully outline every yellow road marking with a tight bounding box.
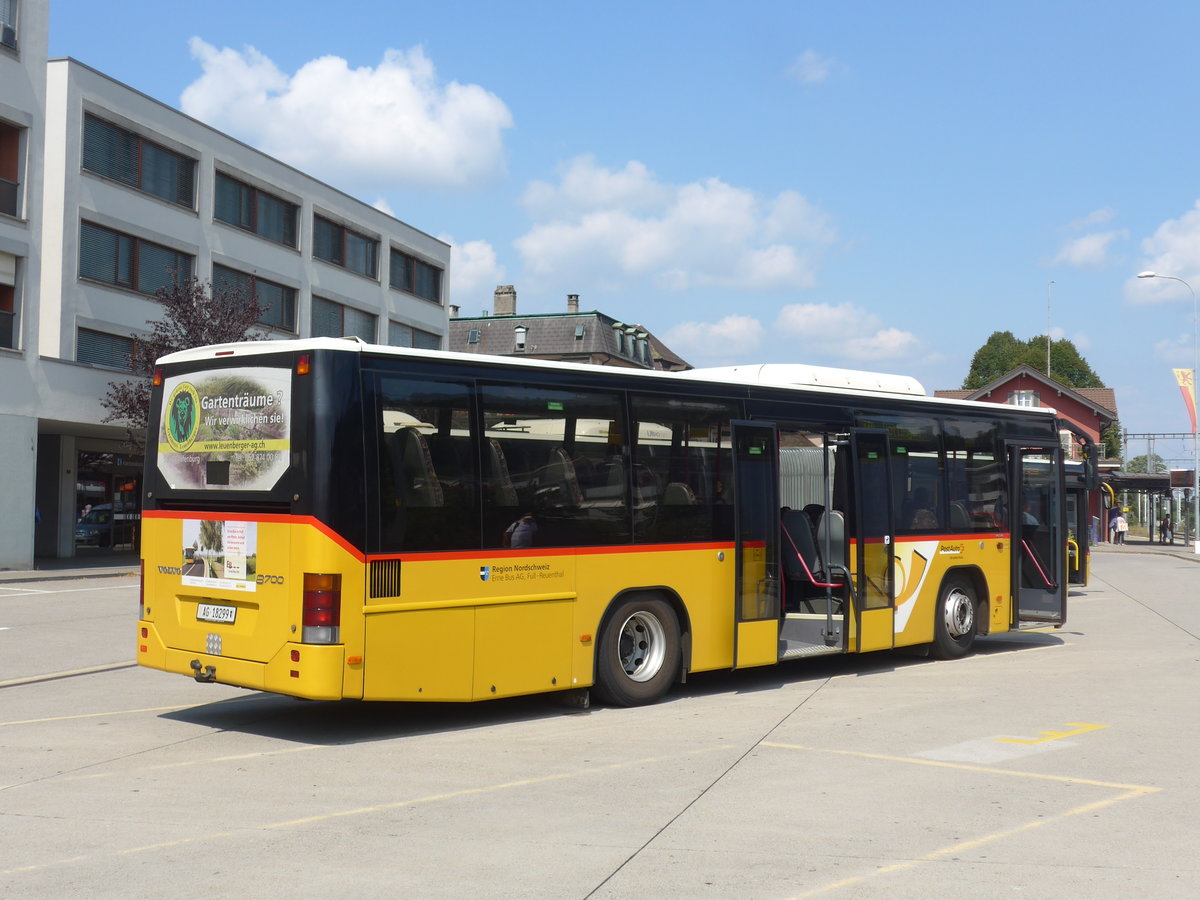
[1,745,736,876]
[996,722,1108,745]
[761,741,1159,899]
[0,704,194,727]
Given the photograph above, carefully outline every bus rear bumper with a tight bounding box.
[137,622,345,700]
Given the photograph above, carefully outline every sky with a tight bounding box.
[47,0,1200,468]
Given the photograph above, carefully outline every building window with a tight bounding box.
[513,324,527,352]
[213,172,298,247]
[0,0,16,49]
[389,248,442,303]
[0,120,19,217]
[1009,390,1039,408]
[313,215,378,278]
[468,329,480,344]
[213,263,297,332]
[0,280,15,350]
[312,295,376,340]
[387,320,441,350]
[82,114,196,209]
[77,327,133,370]
[79,221,193,296]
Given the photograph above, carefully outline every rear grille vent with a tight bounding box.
[369,559,402,599]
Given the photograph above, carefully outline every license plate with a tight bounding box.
[197,603,237,624]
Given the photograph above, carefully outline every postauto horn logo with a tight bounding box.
[165,381,201,452]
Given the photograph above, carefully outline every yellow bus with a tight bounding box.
[137,340,1084,706]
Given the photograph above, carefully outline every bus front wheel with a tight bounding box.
[593,595,680,707]
[932,575,978,659]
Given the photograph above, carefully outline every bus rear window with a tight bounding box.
[156,365,292,491]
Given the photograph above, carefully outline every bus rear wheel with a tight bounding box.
[593,595,680,707]
[932,575,977,659]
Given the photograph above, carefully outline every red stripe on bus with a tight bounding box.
[141,509,365,561]
[141,511,733,564]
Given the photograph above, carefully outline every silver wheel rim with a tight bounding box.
[943,587,975,638]
[617,611,667,682]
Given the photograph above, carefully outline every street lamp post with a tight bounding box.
[1137,271,1200,553]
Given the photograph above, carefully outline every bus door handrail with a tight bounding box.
[781,522,842,590]
[1021,539,1059,590]
[1066,538,1079,572]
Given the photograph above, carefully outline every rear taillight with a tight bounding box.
[302,573,341,644]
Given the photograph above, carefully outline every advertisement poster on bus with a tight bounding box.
[157,366,291,491]
[181,519,258,592]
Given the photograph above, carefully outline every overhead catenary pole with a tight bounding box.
[1047,280,1054,378]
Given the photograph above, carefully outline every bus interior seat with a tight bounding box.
[486,439,519,506]
[538,447,584,508]
[425,434,468,488]
[949,501,970,529]
[391,428,444,507]
[662,482,697,505]
[817,509,848,574]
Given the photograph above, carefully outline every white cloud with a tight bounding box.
[1131,201,1200,304]
[521,156,670,218]
[514,156,835,292]
[1052,230,1127,268]
[441,235,505,306]
[664,315,765,361]
[1064,207,1116,230]
[181,39,513,191]
[788,50,838,85]
[774,302,920,360]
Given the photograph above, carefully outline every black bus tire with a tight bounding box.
[593,595,680,707]
[931,575,978,659]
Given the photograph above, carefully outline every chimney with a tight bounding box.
[494,285,516,316]
[448,304,460,318]
[567,293,580,313]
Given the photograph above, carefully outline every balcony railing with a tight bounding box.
[0,178,17,217]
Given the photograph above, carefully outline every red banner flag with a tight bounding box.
[1175,368,1198,433]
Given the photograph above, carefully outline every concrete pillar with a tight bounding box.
[0,413,37,569]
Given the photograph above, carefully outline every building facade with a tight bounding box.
[0,0,451,567]
[934,365,1118,455]
[447,287,691,371]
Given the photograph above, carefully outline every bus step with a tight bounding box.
[779,640,843,661]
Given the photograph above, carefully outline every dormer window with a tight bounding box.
[513,324,527,351]
[1009,390,1039,407]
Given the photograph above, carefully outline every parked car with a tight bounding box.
[75,503,139,548]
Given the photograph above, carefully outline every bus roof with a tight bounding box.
[157,338,1059,418]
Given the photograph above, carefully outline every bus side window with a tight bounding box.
[373,374,478,552]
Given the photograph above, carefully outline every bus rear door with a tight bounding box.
[731,421,781,668]
[1009,443,1066,624]
[851,430,895,653]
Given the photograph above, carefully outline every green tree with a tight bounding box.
[101,275,264,450]
[963,331,1105,390]
[1101,422,1123,461]
[1126,453,1167,474]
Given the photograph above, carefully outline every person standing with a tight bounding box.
[1114,512,1129,545]
[1162,514,1173,545]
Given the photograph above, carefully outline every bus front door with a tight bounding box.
[851,430,895,653]
[731,421,781,669]
[1009,443,1066,624]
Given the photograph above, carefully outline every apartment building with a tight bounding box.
[0,1,451,567]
